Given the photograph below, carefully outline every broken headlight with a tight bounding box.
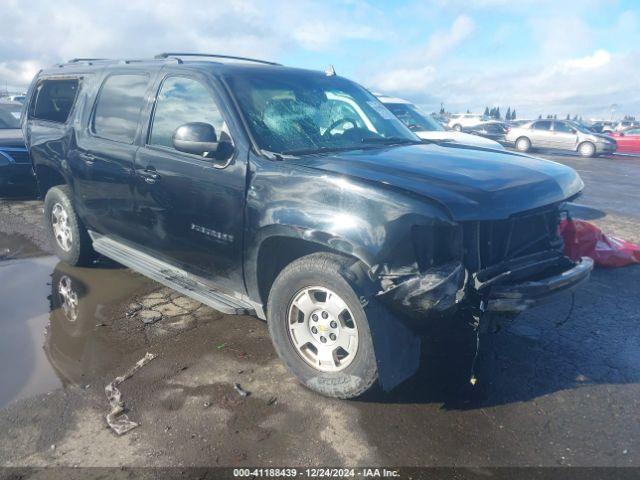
[411,224,463,272]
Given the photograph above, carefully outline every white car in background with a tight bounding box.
[0,94,26,104]
[447,113,485,131]
[378,96,504,150]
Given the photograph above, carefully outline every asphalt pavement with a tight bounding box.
[0,151,638,468]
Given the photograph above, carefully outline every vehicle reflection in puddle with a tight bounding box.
[0,250,152,408]
[45,261,152,387]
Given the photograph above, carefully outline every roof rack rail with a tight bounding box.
[155,52,281,66]
[67,58,109,63]
[57,57,182,68]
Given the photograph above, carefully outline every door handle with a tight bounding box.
[80,153,96,165]
[139,168,161,184]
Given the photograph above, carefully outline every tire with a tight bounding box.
[452,124,462,132]
[49,266,89,337]
[266,252,378,399]
[515,136,531,152]
[44,185,95,266]
[578,141,596,158]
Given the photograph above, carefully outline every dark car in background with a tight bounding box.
[0,102,35,196]
[461,121,507,143]
[507,119,531,128]
[589,120,615,133]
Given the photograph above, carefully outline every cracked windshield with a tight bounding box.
[228,72,420,155]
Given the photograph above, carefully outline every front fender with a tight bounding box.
[244,161,455,302]
[243,158,456,391]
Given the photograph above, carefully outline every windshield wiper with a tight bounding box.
[279,138,421,156]
[360,137,420,145]
[259,149,300,161]
[280,145,362,156]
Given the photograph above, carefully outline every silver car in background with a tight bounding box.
[506,119,616,157]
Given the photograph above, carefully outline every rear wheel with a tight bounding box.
[267,253,378,398]
[515,136,531,152]
[578,141,596,157]
[44,186,96,266]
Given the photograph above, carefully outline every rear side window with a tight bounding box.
[553,121,574,133]
[92,74,149,143]
[30,79,79,123]
[532,120,552,130]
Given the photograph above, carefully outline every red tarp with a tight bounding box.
[559,219,640,268]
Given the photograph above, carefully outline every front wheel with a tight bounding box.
[515,136,531,152]
[578,141,596,157]
[452,124,462,131]
[267,253,378,399]
[44,186,96,266]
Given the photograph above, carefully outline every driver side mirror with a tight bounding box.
[172,122,219,157]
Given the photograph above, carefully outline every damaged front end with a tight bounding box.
[375,223,466,320]
[463,204,594,313]
[366,203,593,391]
[375,204,593,320]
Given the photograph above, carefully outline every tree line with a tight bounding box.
[483,106,517,120]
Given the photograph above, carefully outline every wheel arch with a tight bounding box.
[34,163,70,198]
[247,226,375,309]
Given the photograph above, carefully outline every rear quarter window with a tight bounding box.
[92,74,150,144]
[532,120,552,130]
[29,78,79,123]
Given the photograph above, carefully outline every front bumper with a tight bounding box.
[486,256,594,312]
[595,142,616,154]
[378,254,594,318]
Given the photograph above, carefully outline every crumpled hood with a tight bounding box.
[592,132,616,142]
[292,143,584,221]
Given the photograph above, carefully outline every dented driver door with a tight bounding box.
[131,73,247,291]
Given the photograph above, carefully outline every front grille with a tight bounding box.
[0,149,30,164]
[464,205,563,272]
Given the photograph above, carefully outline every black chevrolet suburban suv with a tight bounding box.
[22,53,593,398]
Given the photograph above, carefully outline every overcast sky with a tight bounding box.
[1,0,638,119]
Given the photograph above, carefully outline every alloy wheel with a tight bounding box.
[287,286,359,372]
[57,275,79,322]
[516,138,530,151]
[580,142,595,157]
[51,202,73,252]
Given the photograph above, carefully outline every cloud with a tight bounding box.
[370,66,436,93]
[528,16,594,58]
[0,0,383,87]
[563,49,611,72]
[398,49,640,119]
[368,14,474,93]
[0,60,41,87]
[1,0,637,120]
[421,15,475,60]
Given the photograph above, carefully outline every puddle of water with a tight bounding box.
[0,231,47,260]
[0,249,153,408]
[0,255,61,406]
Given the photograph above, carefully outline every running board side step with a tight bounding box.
[91,233,256,316]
